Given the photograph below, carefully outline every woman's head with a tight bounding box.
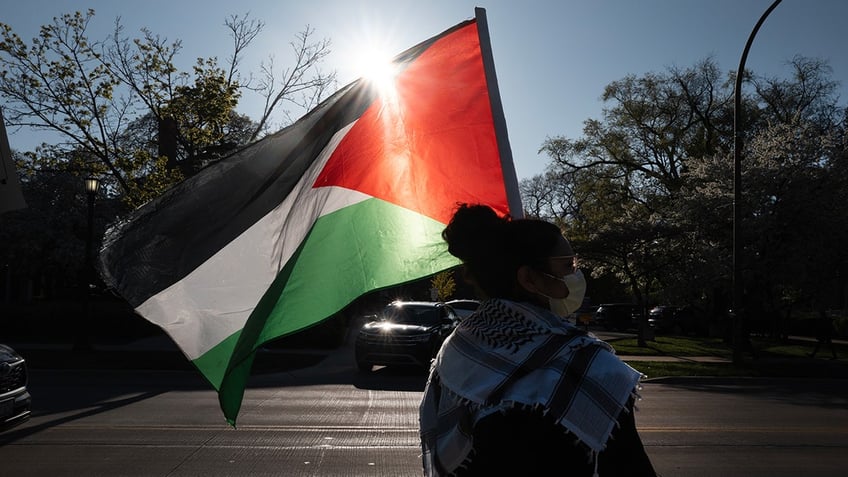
[441,203,579,307]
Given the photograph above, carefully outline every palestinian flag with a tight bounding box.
[98,8,520,425]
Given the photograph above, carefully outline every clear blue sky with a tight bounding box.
[3,0,847,181]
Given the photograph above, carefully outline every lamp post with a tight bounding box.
[74,176,100,352]
[731,0,781,364]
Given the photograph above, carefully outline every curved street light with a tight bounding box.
[732,0,782,364]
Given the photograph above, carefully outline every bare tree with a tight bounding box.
[244,23,336,140]
[0,10,336,204]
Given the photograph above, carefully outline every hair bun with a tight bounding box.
[442,203,508,261]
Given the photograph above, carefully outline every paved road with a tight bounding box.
[3,336,847,476]
[637,376,848,476]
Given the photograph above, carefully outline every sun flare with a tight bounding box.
[353,45,400,100]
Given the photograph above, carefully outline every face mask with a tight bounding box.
[542,269,586,317]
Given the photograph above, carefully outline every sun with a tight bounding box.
[351,43,400,100]
[363,56,399,90]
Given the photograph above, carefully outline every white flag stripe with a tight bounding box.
[136,123,369,359]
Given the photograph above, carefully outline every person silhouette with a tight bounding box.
[419,203,656,476]
[809,310,838,360]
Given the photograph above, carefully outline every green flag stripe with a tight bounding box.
[255,198,458,345]
[194,198,458,423]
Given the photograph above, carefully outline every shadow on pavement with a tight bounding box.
[648,376,848,410]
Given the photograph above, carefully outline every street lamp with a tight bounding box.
[731,0,781,364]
[85,176,101,196]
[74,176,101,351]
[84,177,100,283]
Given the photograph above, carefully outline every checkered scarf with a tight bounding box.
[419,299,643,476]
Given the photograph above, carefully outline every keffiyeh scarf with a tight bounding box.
[419,299,643,476]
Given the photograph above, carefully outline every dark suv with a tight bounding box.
[648,305,695,335]
[594,303,639,331]
[355,301,460,372]
[1,344,32,429]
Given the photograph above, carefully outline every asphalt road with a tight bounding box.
[2,338,847,477]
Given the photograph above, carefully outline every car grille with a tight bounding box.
[0,360,27,393]
[357,331,429,346]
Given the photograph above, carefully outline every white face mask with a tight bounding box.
[541,269,586,317]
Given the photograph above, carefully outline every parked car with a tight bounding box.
[355,301,460,372]
[1,344,32,429]
[445,299,480,319]
[594,303,639,331]
[648,305,695,335]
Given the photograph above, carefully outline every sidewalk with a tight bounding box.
[618,354,731,363]
[10,327,846,372]
[9,331,740,373]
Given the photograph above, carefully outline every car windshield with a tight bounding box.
[380,305,441,325]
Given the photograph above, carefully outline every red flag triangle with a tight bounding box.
[313,21,509,225]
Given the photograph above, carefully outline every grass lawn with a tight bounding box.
[606,334,848,379]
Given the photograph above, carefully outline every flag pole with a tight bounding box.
[475,7,523,218]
